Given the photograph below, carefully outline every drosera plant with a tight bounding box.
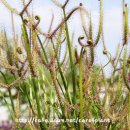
[0,0,130,130]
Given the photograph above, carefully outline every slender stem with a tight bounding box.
[0,71,15,112]
[63,8,76,105]
[32,78,45,130]
[79,58,84,130]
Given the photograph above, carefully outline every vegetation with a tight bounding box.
[0,0,130,129]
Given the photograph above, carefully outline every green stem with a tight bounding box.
[51,40,72,104]
[37,34,49,63]
[32,78,46,129]
[63,9,76,104]
[0,71,15,112]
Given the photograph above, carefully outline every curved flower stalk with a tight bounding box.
[32,16,41,30]
[78,36,95,66]
[20,1,82,39]
[78,36,91,47]
[1,0,86,39]
[78,0,103,67]
[1,0,46,36]
[79,0,103,47]
[79,5,89,39]
[21,0,49,37]
[0,0,48,38]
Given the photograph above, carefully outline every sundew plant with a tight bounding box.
[0,0,130,130]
